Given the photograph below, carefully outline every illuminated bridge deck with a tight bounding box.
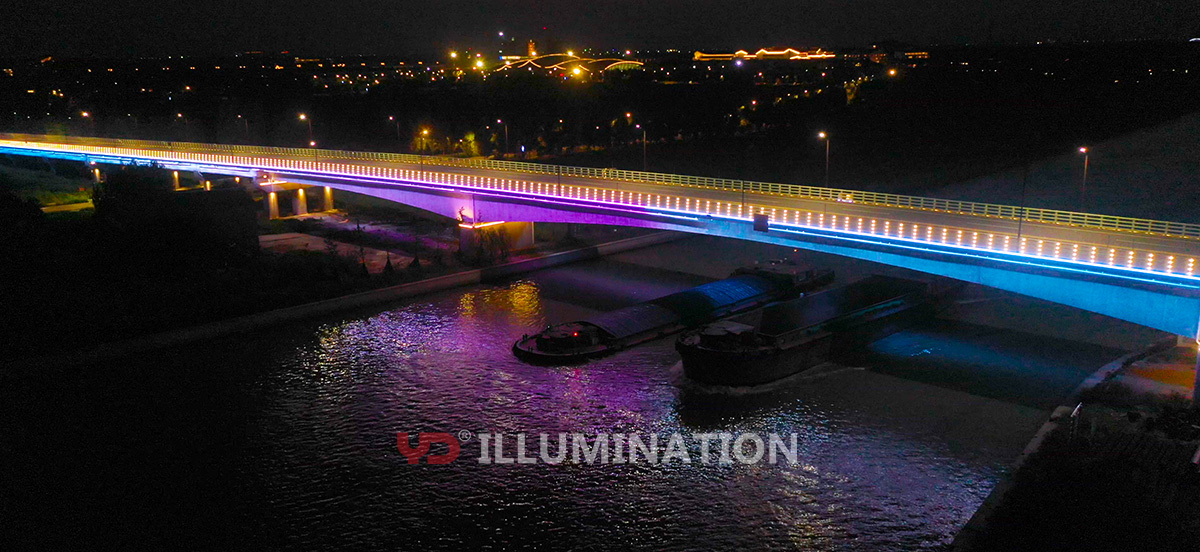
[5,133,1200,319]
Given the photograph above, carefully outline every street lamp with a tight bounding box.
[497,119,509,155]
[817,131,830,188]
[388,115,401,148]
[1078,147,1090,205]
[636,124,647,171]
[237,114,249,138]
[299,113,313,146]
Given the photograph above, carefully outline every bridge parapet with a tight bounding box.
[4,132,1198,240]
[9,133,1200,238]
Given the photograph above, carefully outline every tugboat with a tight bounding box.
[513,260,833,363]
[677,275,957,386]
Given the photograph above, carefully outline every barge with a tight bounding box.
[676,275,956,386]
[513,260,833,363]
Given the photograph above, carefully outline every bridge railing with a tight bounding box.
[5,132,1200,239]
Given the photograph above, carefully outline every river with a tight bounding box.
[2,236,1152,551]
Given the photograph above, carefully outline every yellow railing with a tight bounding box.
[4,132,1198,239]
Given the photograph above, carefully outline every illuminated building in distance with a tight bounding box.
[693,47,836,61]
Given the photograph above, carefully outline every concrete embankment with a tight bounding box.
[4,231,684,371]
[950,337,1178,551]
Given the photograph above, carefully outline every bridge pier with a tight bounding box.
[1194,349,1200,403]
[322,186,334,212]
[265,191,280,220]
[292,189,308,216]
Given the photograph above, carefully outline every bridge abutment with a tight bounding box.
[459,221,535,258]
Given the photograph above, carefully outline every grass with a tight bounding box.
[0,164,94,206]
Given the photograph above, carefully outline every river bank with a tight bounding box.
[2,230,683,373]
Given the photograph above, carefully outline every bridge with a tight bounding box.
[5,132,1200,350]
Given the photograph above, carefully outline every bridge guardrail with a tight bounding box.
[4,132,1198,239]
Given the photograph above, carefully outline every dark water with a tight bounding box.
[2,254,1124,551]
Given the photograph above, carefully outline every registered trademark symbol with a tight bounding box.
[458,430,474,442]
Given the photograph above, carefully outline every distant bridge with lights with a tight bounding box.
[5,132,1200,343]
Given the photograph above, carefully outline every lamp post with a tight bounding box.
[636,124,647,171]
[299,113,313,146]
[497,119,508,155]
[237,114,249,139]
[1078,146,1089,206]
[389,116,401,148]
[817,131,830,188]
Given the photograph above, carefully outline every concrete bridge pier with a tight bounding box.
[322,186,334,211]
[265,191,280,219]
[1194,349,1200,403]
[292,189,308,216]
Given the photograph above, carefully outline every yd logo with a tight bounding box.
[396,432,461,464]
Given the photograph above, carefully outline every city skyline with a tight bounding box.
[2,0,1198,59]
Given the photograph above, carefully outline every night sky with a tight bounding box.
[2,0,1198,58]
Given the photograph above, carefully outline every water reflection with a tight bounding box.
[4,257,1096,551]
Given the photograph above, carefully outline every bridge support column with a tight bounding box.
[292,189,308,216]
[1194,352,1200,403]
[1192,342,1200,404]
[322,186,334,211]
[266,192,280,220]
[459,221,535,258]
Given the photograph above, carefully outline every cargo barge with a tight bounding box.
[513,260,834,363]
[676,275,955,386]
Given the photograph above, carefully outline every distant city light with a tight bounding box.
[475,60,484,68]
[818,131,827,139]
[888,69,897,76]
[573,67,581,75]
[567,50,574,57]
[1079,147,1088,153]
[498,31,504,37]
[298,113,307,120]
[450,52,458,59]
